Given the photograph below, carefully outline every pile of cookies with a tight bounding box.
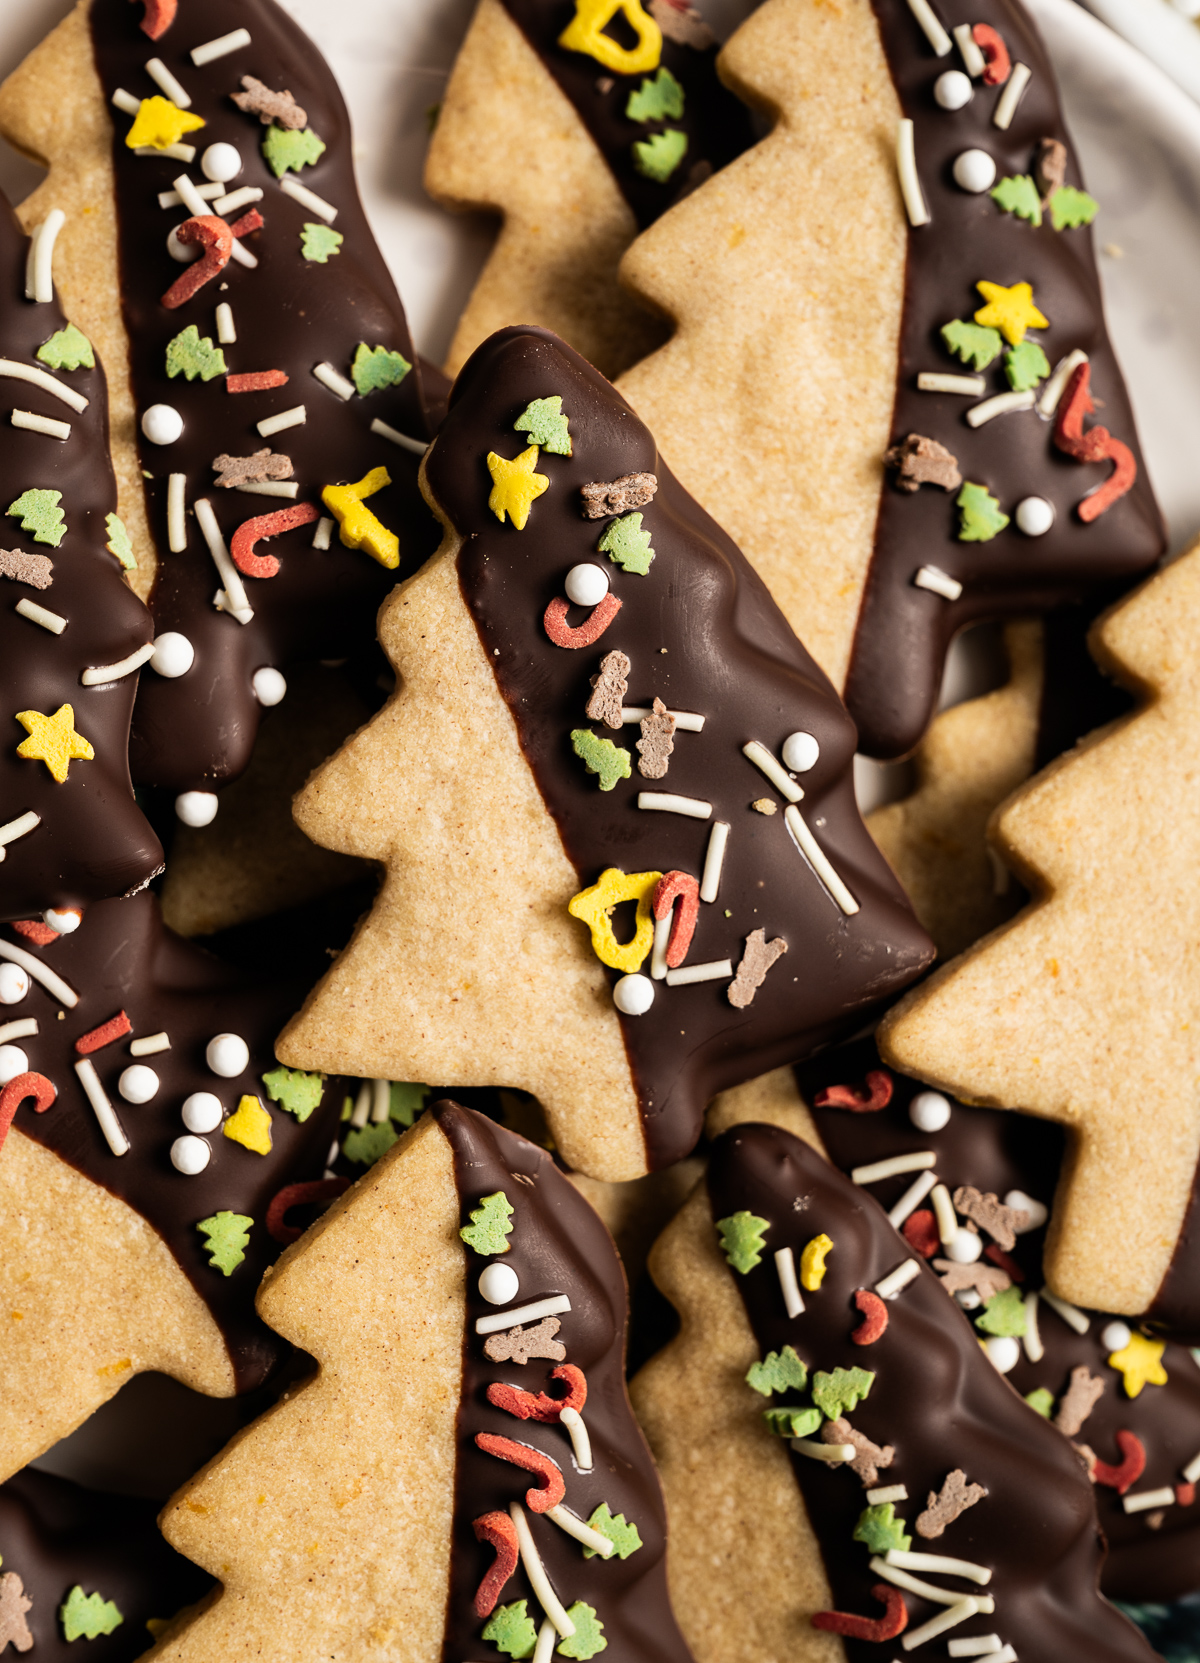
[0,0,1194,1659]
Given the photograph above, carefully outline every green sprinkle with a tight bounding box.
[514,395,572,456]
[746,1345,808,1397]
[341,1095,353,1122]
[165,323,227,382]
[716,1211,770,1274]
[941,319,1004,372]
[60,1587,123,1642]
[7,488,65,548]
[342,1119,398,1167]
[1049,185,1099,230]
[957,480,1010,542]
[812,1366,875,1419]
[104,512,136,571]
[389,1082,429,1127]
[626,66,685,122]
[763,1405,822,1438]
[301,223,343,263]
[262,1065,325,1122]
[556,1604,606,1659]
[196,1212,252,1276]
[1024,1387,1055,1418]
[483,1602,538,1660]
[583,1502,643,1559]
[632,128,687,183]
[351,342,412,395]
[991,173,1042,228]
[853,1502,912,1554]
[1005,340,1051,393]
[263,125,326,177]
[461,1190,515,1255]
[598,512,654,575]
[976,1283,1027,1337]
[571,728,632,791]
[37,323,94,371]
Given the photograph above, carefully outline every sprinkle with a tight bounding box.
[0,548,53,588]
[665,959,733,987]
[194,497,253,621]
[884,1550,991,1586]
[144,57,191,107]
[223,1094,273,1154]
[728,928,787,1009]
[256,404,306,437]
[800,1233,833,1290]
[9,408,69,442]
[972,22,1011,83]
[508,1503,575,1637]
[370,1078,391,1123]
[190,28,252,66]
[134,142,195,161]
[1184,1451,1200,1487]
[637,698,676,777]
[214,301,236,343]
[228,212,262,250]
[129,1032,170,1057]
[265,1177,350,1244]
[227,370,289,394]
[901,1598,985,1650]
[784,804,859,915]
[871,1558,991,1609]
[0,815,40,863]
[812,1585,908,1642]
[622,706,704,731]
[13,704,92,782]
[235,481,298,499]
[907,0,951,54]
[948,1640,1002,1658]
[15,598,66,634]
[793,1438,859,1463]
[917,372,987,396]
[1124,1487,1175,1515]
[855,1152,936,1184]
[868,1485,909,1506]
[472,1511,520,1619]
[966,389,1035,427]
[743,739,802,802]
[699,821,729,902]
[1038,349,1088,417]
[1052,1365,1104,1437]
[212,185,262,217]
[0,359,87,413]
[580,472,657,518]
[0,1016,36,1045]
[157,181,222,208]
[558,1405,593,1470]
[74,1057,129,1155]
[1040,1288,1089,1334]
[544,592,622,649]
[11,920,58,945]
[896,119,930,228]
[851,1289,889,1345]
[161,216,232,309]
[533,1618,556,1663]
[544,1506,613,1557]
[167,473,187,551]
[213,449,292,488]
[914,566,963,602]
[74,1011,132,1055]
[368,417,428,455]
[172,175,210,219]
[875,1260,922,1300]
[814,1072,894,1111]
[775,1246,804,1317]
[0,1072,56,1155]
[916,1470,988,1539]
[638,791,711,818]
[322,467,399,568]
[887,1169,937,1228]
[823,1418,895,1485]
[1053,361,1137,521]
[279,175,337,222]
[953,22,986,74]
[313,361,355,401]
[1021,1290,1043,1361]
[230,503,320,578]
[586,650,630,730]
[993,62,1032,130]
[1108,1331,1168,1397]
[300,223,342,263]
[488,1365,586,1424]
[886,433,961,493]
[929,1183,959,1247]
[312,516,333,550]
[477,1294,572,1336]
[111,88,141,115]
[1090,1429,1146,1493]
[652,871,699,969]
[231,73,305,127]
[80,643,155,686]
[24,210,66,305]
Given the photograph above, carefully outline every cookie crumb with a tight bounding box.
[752,798,776,816]
[580,472,658,519]
[885,433,962,494]
[649,0,716,48]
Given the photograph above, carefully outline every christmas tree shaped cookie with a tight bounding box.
[148,1102,693,1663]
[276,325,934,1181]
[632,1119,1161,1663]
[0,186,161,922]
[0,0,439,828]
[880,540,1200,1334]
[616,0,1163,759]
[426,0,752,379]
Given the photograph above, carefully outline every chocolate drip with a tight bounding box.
[88,0,438,793]
[0,191,162,920]
[0,1468,213,1660]
[435,1099,693,1663]
[425,326,934,1170]
[802,1036,1200,1601]
[498,0,753,230]
[843,0,1163,759]
[707,1122,1159,1663]
[6,894,343,1388]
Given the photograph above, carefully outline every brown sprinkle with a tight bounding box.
[1036,137,1068,205]
[0,548,53,590]
[231,75,308,129]
[728,928,787,1009]
[637,696,676,778]
[213,448,295,488]
[580,472,658,519]
[822,1416,895,1487]
[933,1259,1011,1300]
[649,0,716,48]
[585,649,630,730]
[0,1573,33,1654]
[952,1185,1028,1252]
[916,1468,987,1539]
[1054,1365,1105,1438]
[483,1316,566,1365]
[1146,1511,1166,1530]
[885,433,962,494]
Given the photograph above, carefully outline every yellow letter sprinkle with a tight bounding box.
[125,96,206,152]
[223,1095,273,1156]
[568,867,662,973]
[322,466,400,570]
[800,1233,833,1291]
[558,0,662,73]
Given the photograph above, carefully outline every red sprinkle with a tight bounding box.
[228,208,265,240]
[652,871,700,969]
[74,1010,132,1056]
[230,502,321,579]
[850,1288,889,1346]
[984,1243,1024,1283]
[1054,362,1138,522]
[226,370,289,395]
[133,0,176,38]
[474,1433,565,1513]
[813,1071,894,1112]
[902,1209,939,1259]
[543,592,621,649]
[265,1178,352,1244]
[487,1364,587,1424]
[0,1072,56,1156]
[161,216,233,310]
[813,1585,907,1642]
[1177,1483,1196,1507]
[1091,1430,1146,1495]
[472,1511,519,1618]
[972,23,1011,84]
[11,920,59,946]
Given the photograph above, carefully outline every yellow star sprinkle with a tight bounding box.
[223,1095,273,1156]
[568,866,662,973]
[973,280,1049,346]
[1107,1331,1168,1398]
[322,466,400,570]
[486,446,550,531]
[125,95,206,153]
[558,0,662,73]
[15,704,94,784]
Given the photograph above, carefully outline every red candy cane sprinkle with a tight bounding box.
[11,920,60,946]
[74,1011,133,1056]
[984,1243,1024,1282]
[265,1178,352,1245]
[1053,362,1138,522]
[226,370,289,395]
[474,1434,565,1513]
[161,216,233,310]
[813,1585,907,1642]
[0,1072,56,1156]
[813,1070,894,1112]
[230,502,321,579]
[652,871,700,969]
[1178,1483,1196,1507]
[472,1511,520,1618]
[133,0,177,39]
[228,209,264,240]
[972,23,1011,84]
[850,1288,889,1346]
[1091,1430,1146,1495]
[487,1364,588,1424]
[902,1209,939,1259]
[543,592,622,649]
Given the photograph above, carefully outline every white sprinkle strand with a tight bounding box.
[1022,1290,1043,1362]
[887,1168,937,1228]
[914,565,963,602]
[145,57,192,107]
[229,239,257,269]
[867,1484,909,1505]
[212,186,262,217]
[533,1619,556,1663]
[257,405,307,438]
[953,23,987,75]
[948,1638,1003,1658]
[1183,1450,1200,1486]
[349,1080,371,1129]
[743,739,802,802]
[854,1151,936,1184]
[966,389,1035,427]
[25,210,66,305]
[930,1182,959,1247]
[874,1259,922,1300]
[129,1032,170,1056]
[902,1599,987,1650]
[0,814,40,862]
[558,1405,592,1471]
[476,1294,571,1336]
[370,1078,391,1124]
[16,598,66,635]
[784,804,860,915]
[167,473,188,552]
[1038,349,1088,417]
[313,516,334,550]
[11,409,71,441]
[907,0,952,54]
[0,1018,37,1045]
[80,642,155,686]
[0,940,78,1008]
[665,959,733,987]
[917,372,986,396]
[871,1558,991,1608]
[638,791,712,819]
[885,1549,991,1586]
[621,706,705,731]
[775,1246,805,1317]
[111,88,140,115]
[157,181,222,209]
[0,359,87,414]
[74,1058,130,1156]
[544,1505,613,1557]
[190,28,252,66]
[194,497,253,622]
[279,176,338,222]
[134,142,195,162]
[1040,1288,1090,1335]
[650,913,671,981]
[369,417,428,455]
[897,119,931,227]
[993,61,1032,129]
[215,301,236,343]
[235,480,299,499]
[509,1503,575,1637]
[313,361,356,402]
[1124,1487,1177,1514]
[792,1438,857,1463]
[699,821,730,903]
[172,173,210,219]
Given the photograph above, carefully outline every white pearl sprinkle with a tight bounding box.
[167,224,202,263]
[782,731,820,773]
[952,148,997,193]
[252,666,287,706]
[935,69,974,109]
[119,1063,160,1104]
[182,1091,224,1134]
[945,1229,983,1264]
[151,632,195,679]
[955,1287,982,1310]
[42,907,81,935]
[565,563,610,608]
[176,790,218,828]
[0,965,30,1005]
[613,973,655,1015]
[1016,496,1055,537]
[909,1089,952,1132]
[206,1032,249,1078]
[984,1334,1020,1373]
[479,1262,520,1305]
[201,142,242,183]
[0,1045,29,1085]
[171,1134,212,1175]
[1102,1320,1133,1352]
[141,403,184,446]
[1004,1189,1048,1233]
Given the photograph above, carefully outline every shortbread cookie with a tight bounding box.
[0,187,162,921]
[617,0,1163,758]
[0,894,348,1478]
[880,539,1200,1329]
[277,325,934,1181]
[151,1101,692,1663]
[0,0,438,825]
[426,0,751,379]
[0,1467,213,1660]
[633,1120,1160,1663]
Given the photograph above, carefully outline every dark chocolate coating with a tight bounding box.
[6,894,343,1389]
[0,1468,213,1660]
[0,192,162,921]
[842,0,1164,759]
[425,326,934,1170]
[707,1121,1160,1663]
[88,0,439,793]
[802,1036,1200,1602]
[435,1099,694,1663]
[498,0,754,229]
